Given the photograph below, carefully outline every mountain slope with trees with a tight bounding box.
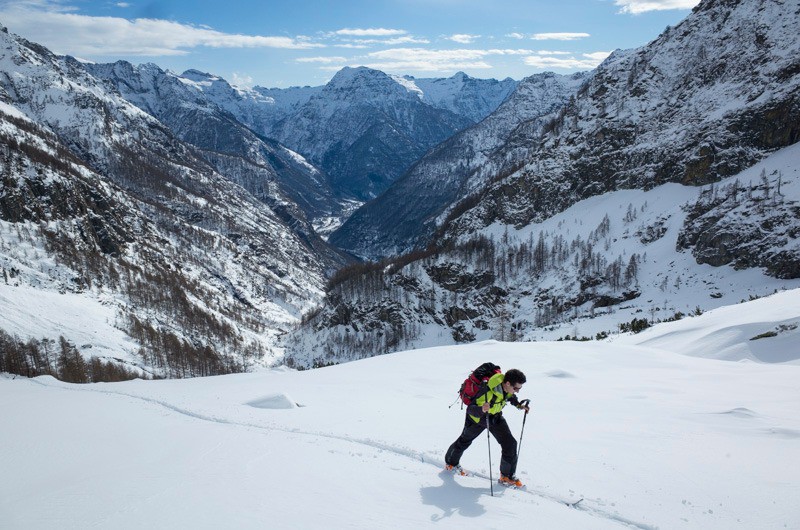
[285,0,800,365]
[0,26,336,377]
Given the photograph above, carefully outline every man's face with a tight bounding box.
[503,381,523,394]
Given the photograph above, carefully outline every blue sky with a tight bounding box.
[0,0,699,88]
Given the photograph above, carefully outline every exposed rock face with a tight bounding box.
[0,114,133,257]
[677,174,800,278]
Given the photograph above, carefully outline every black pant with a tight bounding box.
[445,413,518,477]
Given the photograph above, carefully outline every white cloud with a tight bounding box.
[296,56,348,64]
[532,32,591,41]
[115,2,130,7]
[368,48,489,62]
[334,43,370,49]
[523,51,612,70]
[368,48,533,62]
[316,48,490,73]
[488,49,536,55]
[506,32,525,40]
[0,4,322,56]
[345,36,430,45]
[614,0,700,14]
[582,51,614,62]
[362,61,492,72]
[335,28,407,37]
[322,60,493,72]
[348,47,536,73]
[447,34,480,44]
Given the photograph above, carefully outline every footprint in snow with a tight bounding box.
[545,370,576,378]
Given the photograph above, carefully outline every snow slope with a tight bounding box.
[618,288,800,364]
[2,289,799,529]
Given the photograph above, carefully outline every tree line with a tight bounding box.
[0,330,142,383]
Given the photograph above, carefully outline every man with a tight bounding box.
[445,368,529,487]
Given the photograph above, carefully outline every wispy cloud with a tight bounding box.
[524,51,611,70]
[614,0,699,14]
[335,28,407,37]
[506,32,525,40]
[0,3,322,56]
[583,51,614,62]
[296,56,348,64]
[341,48,535,73]
[531,50,572,56]
[532,33,591,41]
[345,35,430,46]
[334,43,371,49]
[367,47,492,68]
[447,34,480,44]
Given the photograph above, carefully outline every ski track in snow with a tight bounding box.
[27,377,655,530]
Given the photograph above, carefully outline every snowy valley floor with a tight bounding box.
[2,290,800,529]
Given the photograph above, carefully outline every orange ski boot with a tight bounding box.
[498,475,524,488]
[445,464,468,476]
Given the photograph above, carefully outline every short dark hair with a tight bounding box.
[504,369,526,386]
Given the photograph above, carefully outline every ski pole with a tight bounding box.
[517,399,531,461]
[486,411,494,497]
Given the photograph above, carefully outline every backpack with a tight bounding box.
[458,362,501,406]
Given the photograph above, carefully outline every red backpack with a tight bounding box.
[458,362,501,406]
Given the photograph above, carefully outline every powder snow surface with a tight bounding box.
[2,289,799,529]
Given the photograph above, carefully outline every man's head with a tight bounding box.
[503,369,526,393]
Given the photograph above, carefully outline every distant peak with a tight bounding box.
[138,62,164,73]
[181,69,219,81]
[331,66,383,80]
[327,66,400,90]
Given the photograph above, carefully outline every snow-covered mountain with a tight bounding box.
[3,289,799,528]
[84,61,350,236]
[175,67,517,220]
[178,69,323,143]
[286,0,800,364]
[407,71,518,124]
[330,71,587,260]
[266,67,483,200]
[0,26,339,376]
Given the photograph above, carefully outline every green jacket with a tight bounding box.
[468,372,513,423]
